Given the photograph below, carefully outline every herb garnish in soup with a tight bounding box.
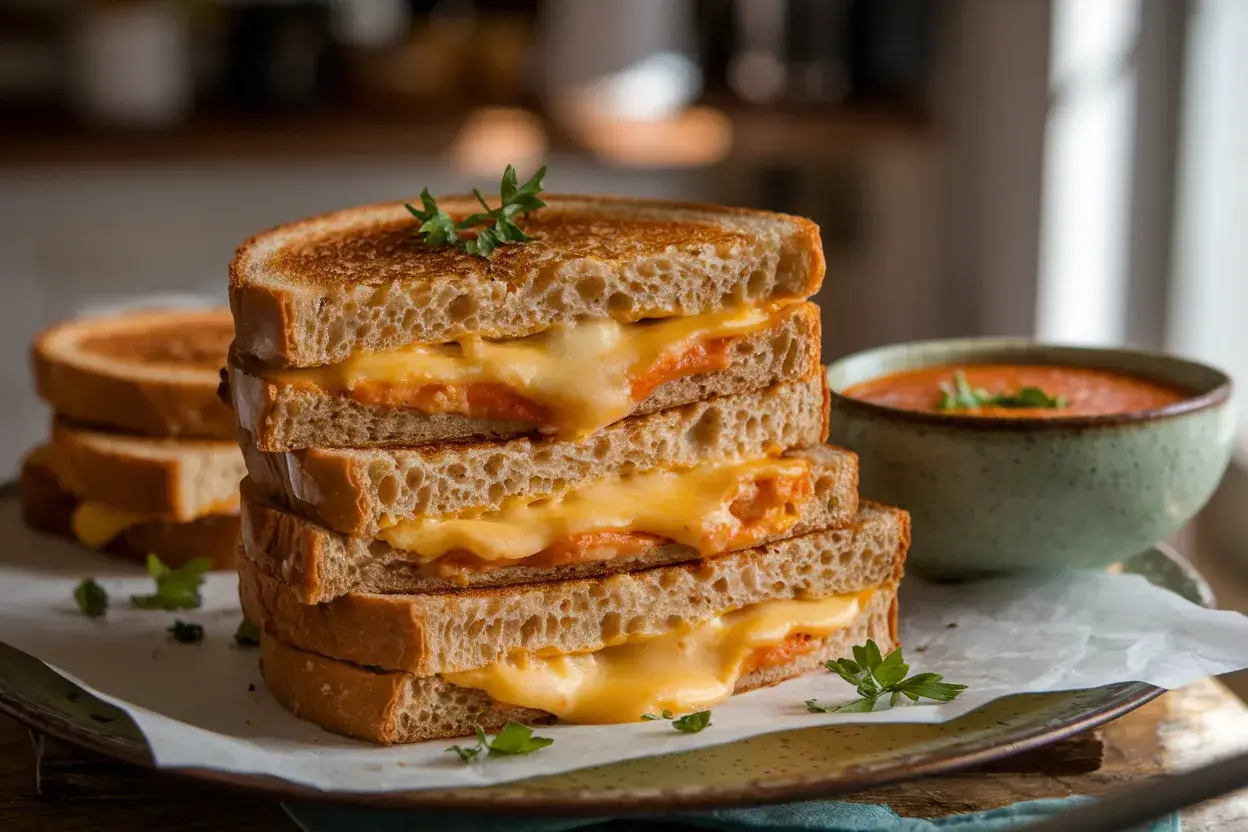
[845,364,1187,418]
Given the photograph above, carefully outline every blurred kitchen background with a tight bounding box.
[0,0,1245,596]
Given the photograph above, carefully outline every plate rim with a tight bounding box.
[0,664,1161,815]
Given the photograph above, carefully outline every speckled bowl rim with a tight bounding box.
[826,337,1234,431]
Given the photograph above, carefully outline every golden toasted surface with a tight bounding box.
[78,318,233,371]
[267,210,752,289]
[229,195,825,366]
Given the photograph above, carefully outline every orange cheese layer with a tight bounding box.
[444,590,874,723]
[378,455,814,571]
[266,303,795,437]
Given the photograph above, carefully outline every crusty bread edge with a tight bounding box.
[48,420,244,520]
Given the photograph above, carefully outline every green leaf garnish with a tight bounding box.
[73,579,108,617]
[640,709,712,733]
[937,370,1068,411]
[233,617,261,647]
[671,710,712,733]
[807,640,968,714]
[407,165,547,258]
[446,722,553,763]
[167,620,204,644]
[130,555,213,610]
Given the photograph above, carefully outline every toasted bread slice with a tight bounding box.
[32,308,235,439]
[242,374,830,537]
[229,300,823,451]
[239,445,859,601]
[240,504,907,677]
[47,420,244,520]
[258,585,898,745]
[20,456,237,570]
[229,195,825,367]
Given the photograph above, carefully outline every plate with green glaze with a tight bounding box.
[0,535,1204,815]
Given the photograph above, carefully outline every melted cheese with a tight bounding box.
[444,591,870,723]
[268,303,787,436]
[378,456,811,563]
[70,502,157,548]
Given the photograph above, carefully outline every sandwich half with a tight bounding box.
[20,421,244,568]
[242,375,829,538]
[239,444,857,600]
[228,196,825,449]
[33,307,235,439]
[246,504,908,744]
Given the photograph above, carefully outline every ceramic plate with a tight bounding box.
[0,503,1207,815]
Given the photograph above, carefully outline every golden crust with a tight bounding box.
[31,308,235,439]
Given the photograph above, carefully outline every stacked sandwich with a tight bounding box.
[228,194,909,744]
[20,308,245,569]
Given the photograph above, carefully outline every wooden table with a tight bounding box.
[0,680,1245,830]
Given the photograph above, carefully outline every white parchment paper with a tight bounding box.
[3,501,1248,794]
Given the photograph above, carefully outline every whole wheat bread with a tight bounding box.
[48,420,244,520]
[32,308,236,439]
[258,586,897,745]
[239,445,859,602]
[242,374,829,536]
[230,195,825,367]
[240,504,908,677]
[230,301,822,451]
[20,456,238,570]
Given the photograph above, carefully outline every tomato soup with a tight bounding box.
[844,364,1188,417]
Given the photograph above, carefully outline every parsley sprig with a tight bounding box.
[406,165,547,258]
[938,370,1067,411]
[806,640,967,714]
[73,579,108,617]
[641,709,713,733]
[130,555,213,611]
[448,722,553,763]
[167,620,204,644]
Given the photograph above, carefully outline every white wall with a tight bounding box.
[1168,0,1248,445]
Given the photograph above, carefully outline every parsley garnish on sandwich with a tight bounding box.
[130,555,213,610]
[447,722,554,763]
[805,640,968,714]
[406,165,547,258]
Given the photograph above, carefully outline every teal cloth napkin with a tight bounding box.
[283,796,1180,831]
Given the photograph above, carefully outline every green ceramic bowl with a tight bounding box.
[826,338,1237,578]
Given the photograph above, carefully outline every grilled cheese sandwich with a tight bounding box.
[378,455,813,569]
[265,303,793,437]
[444,590,873,723]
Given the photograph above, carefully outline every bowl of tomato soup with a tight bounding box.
[826,338,1235,577]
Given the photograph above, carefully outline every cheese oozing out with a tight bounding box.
[377,455,813,565]
[443,590,873,723]
[267,303,792,436]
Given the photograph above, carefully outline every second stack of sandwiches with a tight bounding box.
[21,308,244,569]
[228,195,909,743]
